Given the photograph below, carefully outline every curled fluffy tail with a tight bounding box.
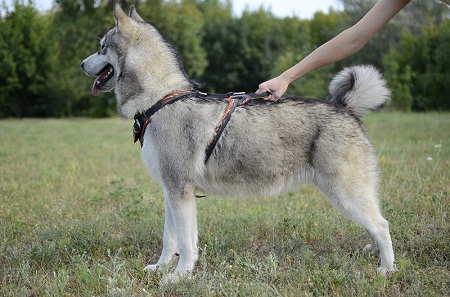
[328,65,390,119]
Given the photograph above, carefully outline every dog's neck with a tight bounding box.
[114,34,194,119]
[116,78,193,119]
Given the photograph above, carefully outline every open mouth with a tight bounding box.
[92,64,114,96]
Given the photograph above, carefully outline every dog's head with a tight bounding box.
[81,4,143,96]
[81,3,195,118]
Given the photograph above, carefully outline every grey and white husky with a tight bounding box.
[81,3,396,281]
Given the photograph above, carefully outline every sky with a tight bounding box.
[232,0,341,19]
[5,0,341,19]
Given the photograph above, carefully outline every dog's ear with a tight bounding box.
[114,2,131,29]
[129,5,144,23]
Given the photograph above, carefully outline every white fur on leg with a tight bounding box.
[362,243,396,275]
[377,264,397,276]
[146,184,198,281]
[170,185,198,278]
[369,218,396,275]
[144,191,179,271]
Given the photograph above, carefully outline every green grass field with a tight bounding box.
[0,113,448,296]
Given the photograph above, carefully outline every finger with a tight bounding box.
[269,93,280,102]
[254,91,278,102]
[255,88,271,99]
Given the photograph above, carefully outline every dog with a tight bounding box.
[81,3,396,281]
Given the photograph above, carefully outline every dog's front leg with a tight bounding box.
[165,184,198,281]
[144,189,179,272]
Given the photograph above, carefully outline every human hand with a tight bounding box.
[256,75,290,101]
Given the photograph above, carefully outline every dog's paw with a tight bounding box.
[377,264,397,276]
[362,244,379,256]
[144,264,160,271]
[160,272,192,284]
[161,273,180,284]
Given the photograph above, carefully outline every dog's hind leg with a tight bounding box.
[315,174,396,275]
[354,207,396,275]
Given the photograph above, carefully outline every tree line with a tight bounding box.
[0,0,448,117]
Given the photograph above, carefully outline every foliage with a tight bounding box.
[336,0,449,73]
[0,0,449,117]
[132,0,207,79]
[199,7,287,92]
[0,0,61,117]
[383,21,450,111]
[309,8,348,47]
[52,0,117,117]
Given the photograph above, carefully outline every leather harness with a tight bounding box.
[133,90,270,164]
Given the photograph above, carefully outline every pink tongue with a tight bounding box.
[91,66,111,96]
[92,76,100,96]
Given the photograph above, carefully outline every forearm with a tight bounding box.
[257,0,411,100]
[279,28,363,83]
[279,0,411,84]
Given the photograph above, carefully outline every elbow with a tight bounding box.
[349,40,364,55]
[344,27,366,55]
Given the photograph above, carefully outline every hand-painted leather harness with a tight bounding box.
[133,90,194,146]
[133,90,269,164]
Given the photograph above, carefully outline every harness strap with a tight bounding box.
[133,90,270,163]
[133,90,194,146]
[203,92,269,164]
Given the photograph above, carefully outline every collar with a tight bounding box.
[133,90,195,146]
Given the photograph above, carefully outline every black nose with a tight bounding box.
[80,62,84,68]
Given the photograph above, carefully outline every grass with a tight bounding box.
[0,112,448,296]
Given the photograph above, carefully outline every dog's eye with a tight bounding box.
[101,44,106,50]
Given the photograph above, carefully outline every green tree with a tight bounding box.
[337,0,449,71]
[309,8,348,48]
[0,0,61,117]
[52,0,116,117]
[199,17,250,92]
[383,46,414,111]
[199,3,287,92]
[133,0,207,80]
[383,20,450,111]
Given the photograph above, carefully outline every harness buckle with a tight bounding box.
[133,119,141,133]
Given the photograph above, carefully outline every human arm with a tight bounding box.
[257,0,411,101]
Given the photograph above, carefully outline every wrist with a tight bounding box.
[279,71,296,84]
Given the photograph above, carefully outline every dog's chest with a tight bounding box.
[140,138,163,183]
